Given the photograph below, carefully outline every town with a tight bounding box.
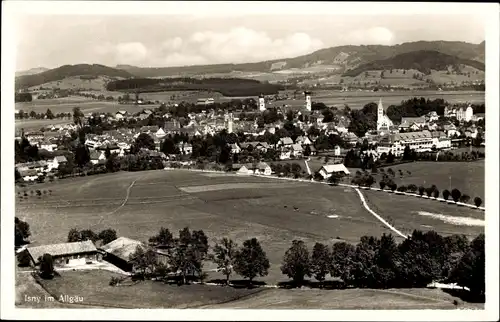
[15,92,485,184]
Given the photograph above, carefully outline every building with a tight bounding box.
[376,99,394,132]
[26,240,100,267]
[399,116,427,131]
[19,169,38,181]
[100,237,145,272]
[291,144,304,157]
[258,94,266,112]
[278,137,294,147]
[318,164,350,180]
[304,91,312,112]
[51,155,68,170]
[90,150,106,165]
[377,130,436,157]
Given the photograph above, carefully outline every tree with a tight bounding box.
[98,229,117,245]
[15,217,31,247]
[67,228,81,242]
[386,152,395,163]
[418,186,425,196]
[407,184,418,193]
[451,188,462,203]
[389,183,397,192]
[442,189,451,200]
[149,227,174,249]
[80,229,99,242]
[432,189,440,199]
[311,242,331,286]
[303,145,311,157]
[72,107,84,126]
[425,187,434,197]
[448,234,485,297]
[129,245,157,277]
[210,238,238,285]
[45,108,55,120]
[132,133,156,153]
[105,146,111,159]
[234,238,270,285]
[17,250,32,267]
[474,197,482,208]
[281,240,311,286]
[74,144,90,167]
[328,172,343,185]
[330,242,356,284]
[39,253,55,279]
[459,194,470,204]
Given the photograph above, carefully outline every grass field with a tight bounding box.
[16,169,484,284]
[33,270,263,309]
[200,287,483,309]
[376,160,485,201]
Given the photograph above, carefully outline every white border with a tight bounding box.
[2,2,499,321]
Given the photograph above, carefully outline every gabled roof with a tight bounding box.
[280,137,293,145]
[321,164,350,175]
[54,155,68,163]
[100,237,145,263]
[27,240,97,264]
[291,144,303,151]
[256,162,270,170]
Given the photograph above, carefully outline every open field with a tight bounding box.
[361,190,484,238]
[375,160,485,201]
[200,287,483,310]
[31,270,263,309]
[16,169,484,284]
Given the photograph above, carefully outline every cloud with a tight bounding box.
[342,27,395,45]
[97,27,325,67]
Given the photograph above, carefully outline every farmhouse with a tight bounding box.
[318,164,350,179]
[100,237,145,272]
[26,240,100,267]
[51,155,68,170]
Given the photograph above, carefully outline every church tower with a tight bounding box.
[259,94,266,112]
[304,91,312,111]
[377,98,384,131]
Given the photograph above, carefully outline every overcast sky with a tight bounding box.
[15,14,485,71]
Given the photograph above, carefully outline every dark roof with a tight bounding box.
[100,237,145,262]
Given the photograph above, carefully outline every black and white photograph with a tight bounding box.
[1,1,499,320]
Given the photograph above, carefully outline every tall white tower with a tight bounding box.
[304,91,312,111]
[258,94,266,112]
[227,113,233,134]
[377,98,384,131]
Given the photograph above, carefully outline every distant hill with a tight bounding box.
[15,67,50,77]
[15,64,133,89]
[106,77,284,97]
[342,50,485,77]
[116,40,485,77]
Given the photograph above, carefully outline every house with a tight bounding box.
[51,155,68,170]
[100,237,146,272]
[90,150,106,165]
[229,143,241,154]
[464,126,478,139]
[295,136,312,146]
[255,162,272,176]
[426,111,439,122]
[341,132,359,146]
[39,140,57,152]
[443,123,460,137]
[235,164,253,175]
[115,111,128,120]
[291,144,304,157]
[279,148,291,160]
[26,240,100,267]
[430,131,451,150]
[318,164,350,180]
[140,125,160,134]
[19,169,38,181]
[377,130,434,157]
[155,128,166,139]
[399,117,427,131]
[177,142,193,155]
[278,137,294,147]
[25,132,45,145]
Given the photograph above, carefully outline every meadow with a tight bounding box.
[16,169,484,284]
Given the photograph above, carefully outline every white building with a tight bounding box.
[318,164,350,180]
[377,130,450,157]
[259,95,266,112]
[376,99,393,132]
[304,91,312,112]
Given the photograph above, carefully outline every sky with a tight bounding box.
[15,13,485,71]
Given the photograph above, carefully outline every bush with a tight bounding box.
[451,189,462,203]
[407,184,418,193]
[474,197,482,208]
[109,276,122,286]
[459,194,470,204]
[418,186,425,196]
[432,189,440,199]
[425,187,434,197]
[390,183,397,192]
[443,189,450,200]
[379,181,386,190]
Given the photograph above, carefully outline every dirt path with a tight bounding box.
[353,188,408,239]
